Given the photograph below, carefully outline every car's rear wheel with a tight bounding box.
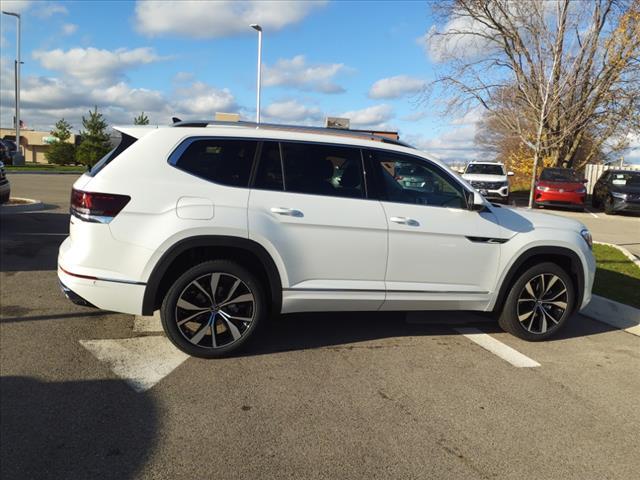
[498,262,575,341]
[160,260,267,358]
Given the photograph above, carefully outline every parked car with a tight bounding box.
[58,120,595,358]
[0,161,10,204]
[592,170,640,215]
[462,161,513,204]
[533,168,587,210]
[1,139,17,165]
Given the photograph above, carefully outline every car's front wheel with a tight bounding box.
[498,262,575,341]
[160,260,267,358]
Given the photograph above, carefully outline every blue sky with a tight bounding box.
[1,0,637,164]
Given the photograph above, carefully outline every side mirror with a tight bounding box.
[507,171,514,176]
[582,178,588,183]
[466,190,486,211]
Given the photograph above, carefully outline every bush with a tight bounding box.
[46,142,76,166]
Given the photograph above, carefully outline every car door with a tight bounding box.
[365,149,504,311]
[248,140,388,312]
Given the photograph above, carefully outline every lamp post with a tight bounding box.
[2,10,23,165]
[250,24,262,124]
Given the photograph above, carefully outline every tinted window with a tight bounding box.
[465,163,504,175]
[280,142,364,198]
[254,141,284,191]
[172,139,256,187]
[540,168,580,182]
[372,151,466,208]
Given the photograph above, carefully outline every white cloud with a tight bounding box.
[263,99,322,123]
[61,23,78,35]
[419,17,494,63]
[340,104,394,128]
[368,75,426,99]
[173,81,236,116]
[173,71,195,83]
[401,110,428,122]
[32,47,165,86]
[625,133,640,164]
[0,1,32,13]
[263,55,347,94]
[135,0,326,38]
[34,2,68,17]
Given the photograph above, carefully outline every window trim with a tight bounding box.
[363,148,471,210]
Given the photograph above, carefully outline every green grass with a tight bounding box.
[6,163,86,173]
[592,243,640,309]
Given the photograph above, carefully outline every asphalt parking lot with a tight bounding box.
[1,174,639,480]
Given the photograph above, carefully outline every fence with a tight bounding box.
[583,163,640,194]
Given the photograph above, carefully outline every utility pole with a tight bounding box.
[250,24,262,124]
[3,10,23,165]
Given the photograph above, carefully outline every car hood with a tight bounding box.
[490,205,585,236]
[462,173,508,183]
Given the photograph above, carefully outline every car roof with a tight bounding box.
[467,161,504,165]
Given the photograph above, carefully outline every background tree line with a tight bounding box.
[46,109,149,167]
[425,0,639,204]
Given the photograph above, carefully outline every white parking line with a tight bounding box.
[80,336,189,392]
[455,327,541,368]
[133,313,163,333]
[585,208,599,218]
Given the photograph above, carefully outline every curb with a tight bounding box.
[581,294,640,337]
[0,197,45,214]
[594,241,640,266]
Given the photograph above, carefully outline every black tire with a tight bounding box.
[604,196,615,215]
[498,262,575,341]
[160,260,267,358]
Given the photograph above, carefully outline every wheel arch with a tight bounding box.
[142,235,282,316]
[492,246,585,315]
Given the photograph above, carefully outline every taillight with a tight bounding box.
[70,188,130,223]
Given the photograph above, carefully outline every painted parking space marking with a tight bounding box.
[585,208,599,218]
[133,313,162,333]
[455,327,541,368]
[80,336,189,392]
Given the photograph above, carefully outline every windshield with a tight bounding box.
[610,171,640,186]
[540,168,580,182]
[465,163,504,175]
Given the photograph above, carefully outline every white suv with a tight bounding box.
[58,121,595,358]
[462,161,513,204]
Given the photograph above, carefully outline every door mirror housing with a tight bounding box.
[466,190,486,211]
[507,171,515,176]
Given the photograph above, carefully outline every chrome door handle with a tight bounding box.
[270,207,304,217]
[390,216,420,227]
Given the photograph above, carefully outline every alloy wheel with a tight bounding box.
[516,273,568,334]
[175,272,255,349]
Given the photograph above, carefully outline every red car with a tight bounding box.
[533,168,587,210]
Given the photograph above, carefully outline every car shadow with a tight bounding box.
[0,211,69,272]
[0,376,158,480]
[240,309,618,357]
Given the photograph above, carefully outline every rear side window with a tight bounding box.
[280,142,364,198]
[254,141,284,191]
[88,133,137,177]
[171,139,257,188]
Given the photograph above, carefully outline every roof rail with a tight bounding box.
[169,119,413,148]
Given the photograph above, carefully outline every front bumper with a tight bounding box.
[611,197,640,212]
[474,185,509,202]
[535,190,585,208]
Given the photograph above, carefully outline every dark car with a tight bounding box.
[0,139,17,165]
[592,169,640,215]
[0,160,10,204]
[533,168,587,210]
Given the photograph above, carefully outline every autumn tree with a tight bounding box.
[46,118,76,166]
[425,0,640,206]
[76,106,112,167]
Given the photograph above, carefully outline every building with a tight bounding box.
[0,128,76,164]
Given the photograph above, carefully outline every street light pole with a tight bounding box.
[2,10,23,165]
[250,24,262,124]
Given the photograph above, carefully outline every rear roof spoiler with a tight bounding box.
[113,125,158,140]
